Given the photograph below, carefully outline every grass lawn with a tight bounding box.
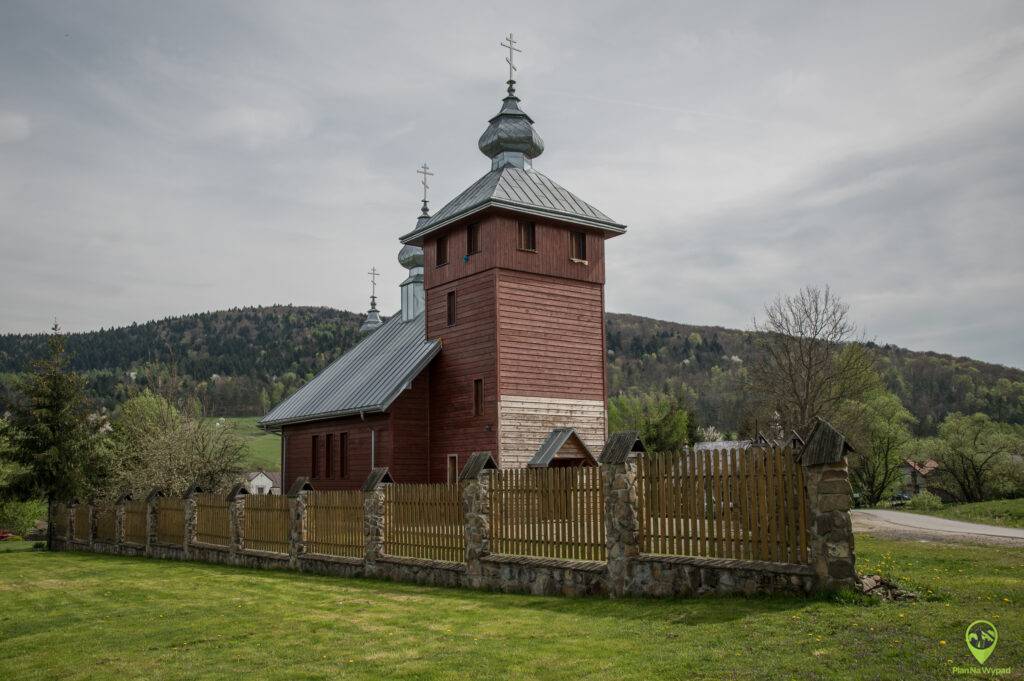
[1,536,1021,680]
[900,498,1024,529]
[0,540,37,553]
[208,416,280,471]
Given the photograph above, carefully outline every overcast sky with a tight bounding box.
[2,2,1023,368]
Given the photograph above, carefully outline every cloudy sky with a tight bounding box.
[2,2,1023,368]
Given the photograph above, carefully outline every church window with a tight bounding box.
[436,235,449,266]
[517,221,536,251]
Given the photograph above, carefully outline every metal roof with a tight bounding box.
[458,452,498,481]
[528,428,595,467]
[258,312,440,429]
[400,165,626,244]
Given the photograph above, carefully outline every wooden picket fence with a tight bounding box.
[95,507,117,542]
[306,490,364,558]
[637,447,809,564]
[73,506,91,542]
[244,494,290,554]
[123,500,148,545]
[382,483,464,563]
[156,497,185,545]
[490,467,606,561]
[51,503,69,539]
[195,493,231,547]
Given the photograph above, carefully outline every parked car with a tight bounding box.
[890,492,911,507]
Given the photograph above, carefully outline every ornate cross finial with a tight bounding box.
[417,163,434,216]
[501,33,521,87]
[367,266,379,310]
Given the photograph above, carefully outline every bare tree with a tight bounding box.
[752,286,877,437]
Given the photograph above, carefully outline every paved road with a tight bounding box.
[852,509,1024,545]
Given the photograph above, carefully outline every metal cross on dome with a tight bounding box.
[501,33,521,83]
[367,266,379,307]
[417,163,434,203]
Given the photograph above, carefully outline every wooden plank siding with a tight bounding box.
[425,269,499,480]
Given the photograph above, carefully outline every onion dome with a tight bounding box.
[398,243,423,270]
[478,81,544,168]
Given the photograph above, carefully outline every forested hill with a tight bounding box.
[1,306,1022,436]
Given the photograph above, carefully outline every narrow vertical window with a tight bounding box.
[447,454,459,483]
[571,231,587,261]
[517,221,536,251]
[325,433,334,478]
[339,433,348,478]
[473,378,483,416]
[310,434,319,478]
[466,223,479,255]
[446,290,456,327]
[436,234,448,266]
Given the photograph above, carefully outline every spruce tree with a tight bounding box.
[0,324,106,504]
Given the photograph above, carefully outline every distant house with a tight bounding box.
[244,470,282,495]
[901,459,953,501]
[693,440,753,452]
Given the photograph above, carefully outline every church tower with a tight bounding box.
[399,38,627,479]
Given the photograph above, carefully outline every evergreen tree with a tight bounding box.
[0,324,106,503]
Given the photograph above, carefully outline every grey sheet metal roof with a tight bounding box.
[458,452,498,481]
[258,312,440,429]
[528,428,595,467]
[400,165,627,244]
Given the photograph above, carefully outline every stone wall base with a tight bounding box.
[48,541,822,598]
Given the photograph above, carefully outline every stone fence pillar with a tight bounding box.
[115,494,129,546]
[227,483,248,556]
[599,432,646,597]
[287,477,314,569]
[799,419,858,591]
[362,468,393,576]
[459,453,497,588]
[182,484,203,558]
[67,500,78,543]
[144,488,163,555]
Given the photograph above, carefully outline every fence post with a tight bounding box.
[115,493,129,547]
[67,500,78,544]
[799,419,858,591]
[227,483,249,557]
[362,468,393,576]
[182,484,203,559]
[87,503,97,548]
[145,488,163,556]
[600,432,646,598]
[288,478,313,569]
[460,453,497,588]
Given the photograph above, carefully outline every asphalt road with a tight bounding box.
[852,509,1024,545]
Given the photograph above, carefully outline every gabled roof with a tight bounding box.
[259,312,440,429]
[797,417,855,465]
[905,459,939,476]
[528,428,596,467]
[400,165,626,244]
[600,431,646,464]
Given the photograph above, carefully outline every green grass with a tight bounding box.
[0,540,36,553]
[899,498,1024,529]
[1,535,1022,680]
[208,416,280,471]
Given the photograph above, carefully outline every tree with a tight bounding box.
[0,325,106,503]
[751,286,877,437]
[837,388,916,505]
[927,413,1024,502]
[608,391,689,451]
[103,390,246,499]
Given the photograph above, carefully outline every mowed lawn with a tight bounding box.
[207,416,280,471]
[899,498,1024,529]
[1,537,1022,680]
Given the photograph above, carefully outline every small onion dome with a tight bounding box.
[398,243,424,269]
[478,82,544,161]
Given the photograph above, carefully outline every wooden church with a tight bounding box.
[260,51,628,490]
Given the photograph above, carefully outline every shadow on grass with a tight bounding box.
[31,550,879,629]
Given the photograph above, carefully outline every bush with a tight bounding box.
[0,499,47,536]
[2,535,24,542]
[32,541,46,550]
[906,490,944,512]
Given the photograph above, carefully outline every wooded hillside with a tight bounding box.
[1,306,1021,435]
